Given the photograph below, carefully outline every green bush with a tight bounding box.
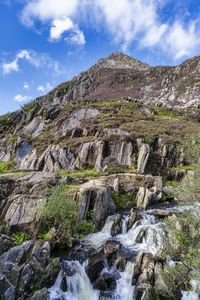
[22,101,40,112]
[12,232,30,246]
[37,184,78,245]
[77,220,96,235]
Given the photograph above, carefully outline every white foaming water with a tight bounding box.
[85,215,115,249]
[49,261,99,300]
[181,280,200,300]
[121,215,129,234]
[49,212,164,299]
[116,213,163,255]
[114,261,135,300]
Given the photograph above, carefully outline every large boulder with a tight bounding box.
[77,181,115,230]
[136,176,162,209]
[87,253,107,282]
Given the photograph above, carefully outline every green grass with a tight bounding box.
[8,134,17,144]
[12,232,30,246]
[112,192,136,210]
[58,168,103,179]
[0,161,15,174]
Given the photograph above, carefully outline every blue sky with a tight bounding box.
[0,0,200,115]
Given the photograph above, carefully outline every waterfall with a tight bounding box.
[85,215,115,249]
[48,211,167,300]
[114,261,135,300]
[49,261,100,300]
[116,213,163,255]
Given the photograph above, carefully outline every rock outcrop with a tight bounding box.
[0,240,59,299]
[76,180,115,230]
[136,176,163,209]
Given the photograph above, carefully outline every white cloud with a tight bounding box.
[23,82,29,89]
[64,28,86,46]
[141,24,168,47]
[2,50,65,76]
[20,0,79,27]
[19,0,200,60]
[37,82,53,93]
[21,0,85,47]
[50,16,86,45]
[166,21,200,60]
[14,94,32,102]
[2,59,19,75]
[50,17,74,41]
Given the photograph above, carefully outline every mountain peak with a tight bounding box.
[92,51,150,71]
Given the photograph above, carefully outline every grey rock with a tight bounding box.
[111,213,122,235]
[103,240,121,256]
[0,241,32,270]
[87,253,106,283]
[77,182,115,230]
[136,177,163,209]
[0,273,15,300]
[137,143,150,173]
[15,142,32,164]
[0,235,15,256]
[30,288,50,300]
[113,178,119,194]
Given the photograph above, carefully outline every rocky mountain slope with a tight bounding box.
[0,52,200,300]
[36,52,200,108]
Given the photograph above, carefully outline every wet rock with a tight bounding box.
[93,276,107,290]
[154,209,179,218]
[94,271,120,291]
[135,228,146,243]
[137,253,154,285]
[0,235,16,256]
[127,209,138,230]
[87,253,107,282]
[41,258,60,288]
[0,273,15,300]
[132,251,143,284]
[62,261,76,276]
[30,288,50,300]
[103,240,122,256]
[116,251,127,271]
[111,213,122,235]
[60,276,68,292]
[102,272,119,290]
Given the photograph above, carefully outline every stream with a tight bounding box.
[48,207,199,300]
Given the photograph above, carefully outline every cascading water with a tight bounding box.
[49,261,100,300]
[116,212,163,255]
[49,210,165,300]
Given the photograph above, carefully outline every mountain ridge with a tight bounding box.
[30,51,200,109]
